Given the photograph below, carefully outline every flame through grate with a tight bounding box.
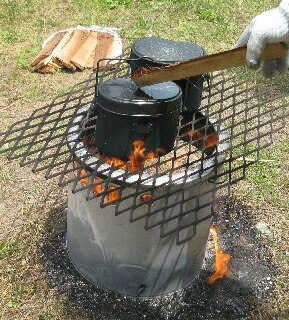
[0,57,288,244]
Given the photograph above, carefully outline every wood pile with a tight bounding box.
[31,28,122,74]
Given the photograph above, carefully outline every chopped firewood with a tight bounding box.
[85,47,97,69]
[32,30,74,71]
[31,31,66,67]
[56,29,90,70]
[32,28,122,74]
[32,56,62,72]
[70,32,98,70]
[106,34,122,60]
[37,65,60,74]
[32,37,71,73]
[93,33,123,68]
[35,57,62,73]
[94,33,115,68]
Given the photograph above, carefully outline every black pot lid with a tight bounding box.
[130,37,205,65]
[97,78,182,115]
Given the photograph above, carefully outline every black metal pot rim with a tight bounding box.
[94,105,180,117]
[96,101,181,117]
[129,37,205,66]
[67,104,228,187]
[96,78,182,115]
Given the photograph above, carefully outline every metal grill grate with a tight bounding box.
[0,58,288,244]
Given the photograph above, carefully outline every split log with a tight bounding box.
[32,57,62,72]
[94,33,115,68]
[56,29,90,70]
[85,47,97,69]
[31,31,66,67]
[32,30,74,72]
[37,64,59,74]
[70,32,98,70]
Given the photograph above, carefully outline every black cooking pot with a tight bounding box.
[129,37,206,114]
[94,78,182,158]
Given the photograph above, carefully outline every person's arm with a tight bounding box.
[234,0,289,77]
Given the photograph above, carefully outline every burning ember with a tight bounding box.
[73,162,119,202]
[80,168,89,187]
[101,155,127,171]
[187,129,219,148]
[140,193,154,205]
[205,133,219,148]
[208,225,231,283]
[187,129,203,140]
[101,140,161,171]
[80,129,221,179]
[106,186,119,204]
[92,178,104,195]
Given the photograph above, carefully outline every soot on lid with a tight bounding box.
[131,37,205,64]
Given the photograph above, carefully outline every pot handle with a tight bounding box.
[132,122,152,135]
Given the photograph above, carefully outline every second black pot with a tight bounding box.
[129,37,206,114]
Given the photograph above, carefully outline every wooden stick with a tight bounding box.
[131,43,287,87]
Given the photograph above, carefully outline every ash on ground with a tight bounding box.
[40,199,277,320]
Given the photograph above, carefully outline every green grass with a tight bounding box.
[0,0,280,104]
[236,143,289,207]
[0,0,288,319]
[6,287,29,310]
[0,240,19,259]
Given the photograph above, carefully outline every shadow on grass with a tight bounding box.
[39,198,278,320]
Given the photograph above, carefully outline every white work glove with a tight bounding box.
[234,0,289,77]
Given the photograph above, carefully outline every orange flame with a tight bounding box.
[106,186,119,203]
[80,169,89,187]
[208,225,230,284]
[86,139,164,172]
[128,140,146,171]
[92,178,104,195]
[128,140,163,171]
[102,155,127,171]
[205,134,219,148]
[140,193,154,204]
[187,129,203,140]
[187,130,219,149]
[83,136,91,146]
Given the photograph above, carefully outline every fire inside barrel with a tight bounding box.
[80,169,89,187]
[92,178,104,195]
[84,136,166,172]
[106,186,119,204]
[140,193,154,205]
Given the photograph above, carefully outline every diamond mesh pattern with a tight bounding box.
[0,58,288,244]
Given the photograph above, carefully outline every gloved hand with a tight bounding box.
[234,0,289,77]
